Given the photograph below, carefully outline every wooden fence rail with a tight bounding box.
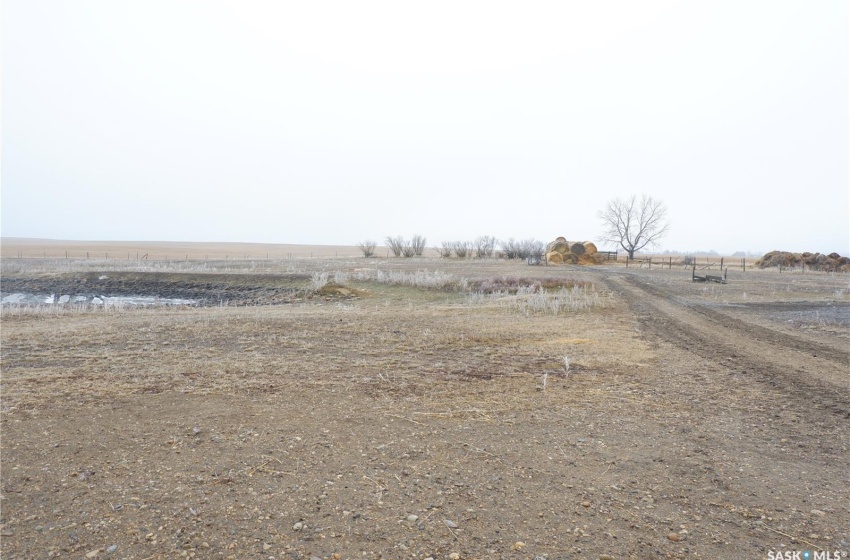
[625,256,752,271]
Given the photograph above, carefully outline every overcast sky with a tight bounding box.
[2,1,848,255]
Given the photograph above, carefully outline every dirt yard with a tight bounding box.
[1,254,848,560]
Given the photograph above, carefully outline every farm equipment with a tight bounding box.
[692,264,727,283]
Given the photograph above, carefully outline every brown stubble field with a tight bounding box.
[1,243,849,560]
[1,238,389,260]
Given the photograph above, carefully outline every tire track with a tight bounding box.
[600,273,850,421]
[621,274,850,367]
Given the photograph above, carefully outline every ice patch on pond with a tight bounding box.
[100,295,197,306]
[0,293,35,304]
[1,293,197,307]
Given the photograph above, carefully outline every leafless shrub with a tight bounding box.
[385,236,405,257]
[522,239,546,260]
[310,271,330,290]
[356,240,377,258]
[501,238,521,259]
[453,241,470,258]
[473,236,497,259]
[400,241,416,258]
[387,235,427,258]
[501,238,545,259]
[436,242,454,258]
[411,234,427,257]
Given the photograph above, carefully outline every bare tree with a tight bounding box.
[500,238,520,259]
[598,195,670,259]
[356,240,377,258]
[473,236,497,258]
[520,239,545,260]
[401,241,416,258]
[452,241,470,258]
[385,236,404,257]
[436,241,454,258]
[411,234,427,257]
[500,238,544,260]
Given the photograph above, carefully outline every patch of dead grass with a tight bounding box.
[1,280,647,414]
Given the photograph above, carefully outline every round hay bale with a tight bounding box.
[555,236,567,243]
[551,242,570,255]
[570,243,586,256]
[582,241,598,255]
[578,252,605,265]
[546,251,564,264]
[562,253,578,264]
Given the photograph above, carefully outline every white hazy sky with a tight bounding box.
[2,1,848,254]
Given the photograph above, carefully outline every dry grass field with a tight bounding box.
[1,238,389,260]
[2,241,849,560]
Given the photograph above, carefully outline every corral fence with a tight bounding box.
[625,256,753,271]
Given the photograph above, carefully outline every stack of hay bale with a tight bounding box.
[755,251,850,272]
[545,237,604,265]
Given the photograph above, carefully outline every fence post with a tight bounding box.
[742,258,746,272]
[720,257,724,269]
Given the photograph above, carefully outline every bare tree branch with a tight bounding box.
[356,240,377,258]
[598,195,670,259]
